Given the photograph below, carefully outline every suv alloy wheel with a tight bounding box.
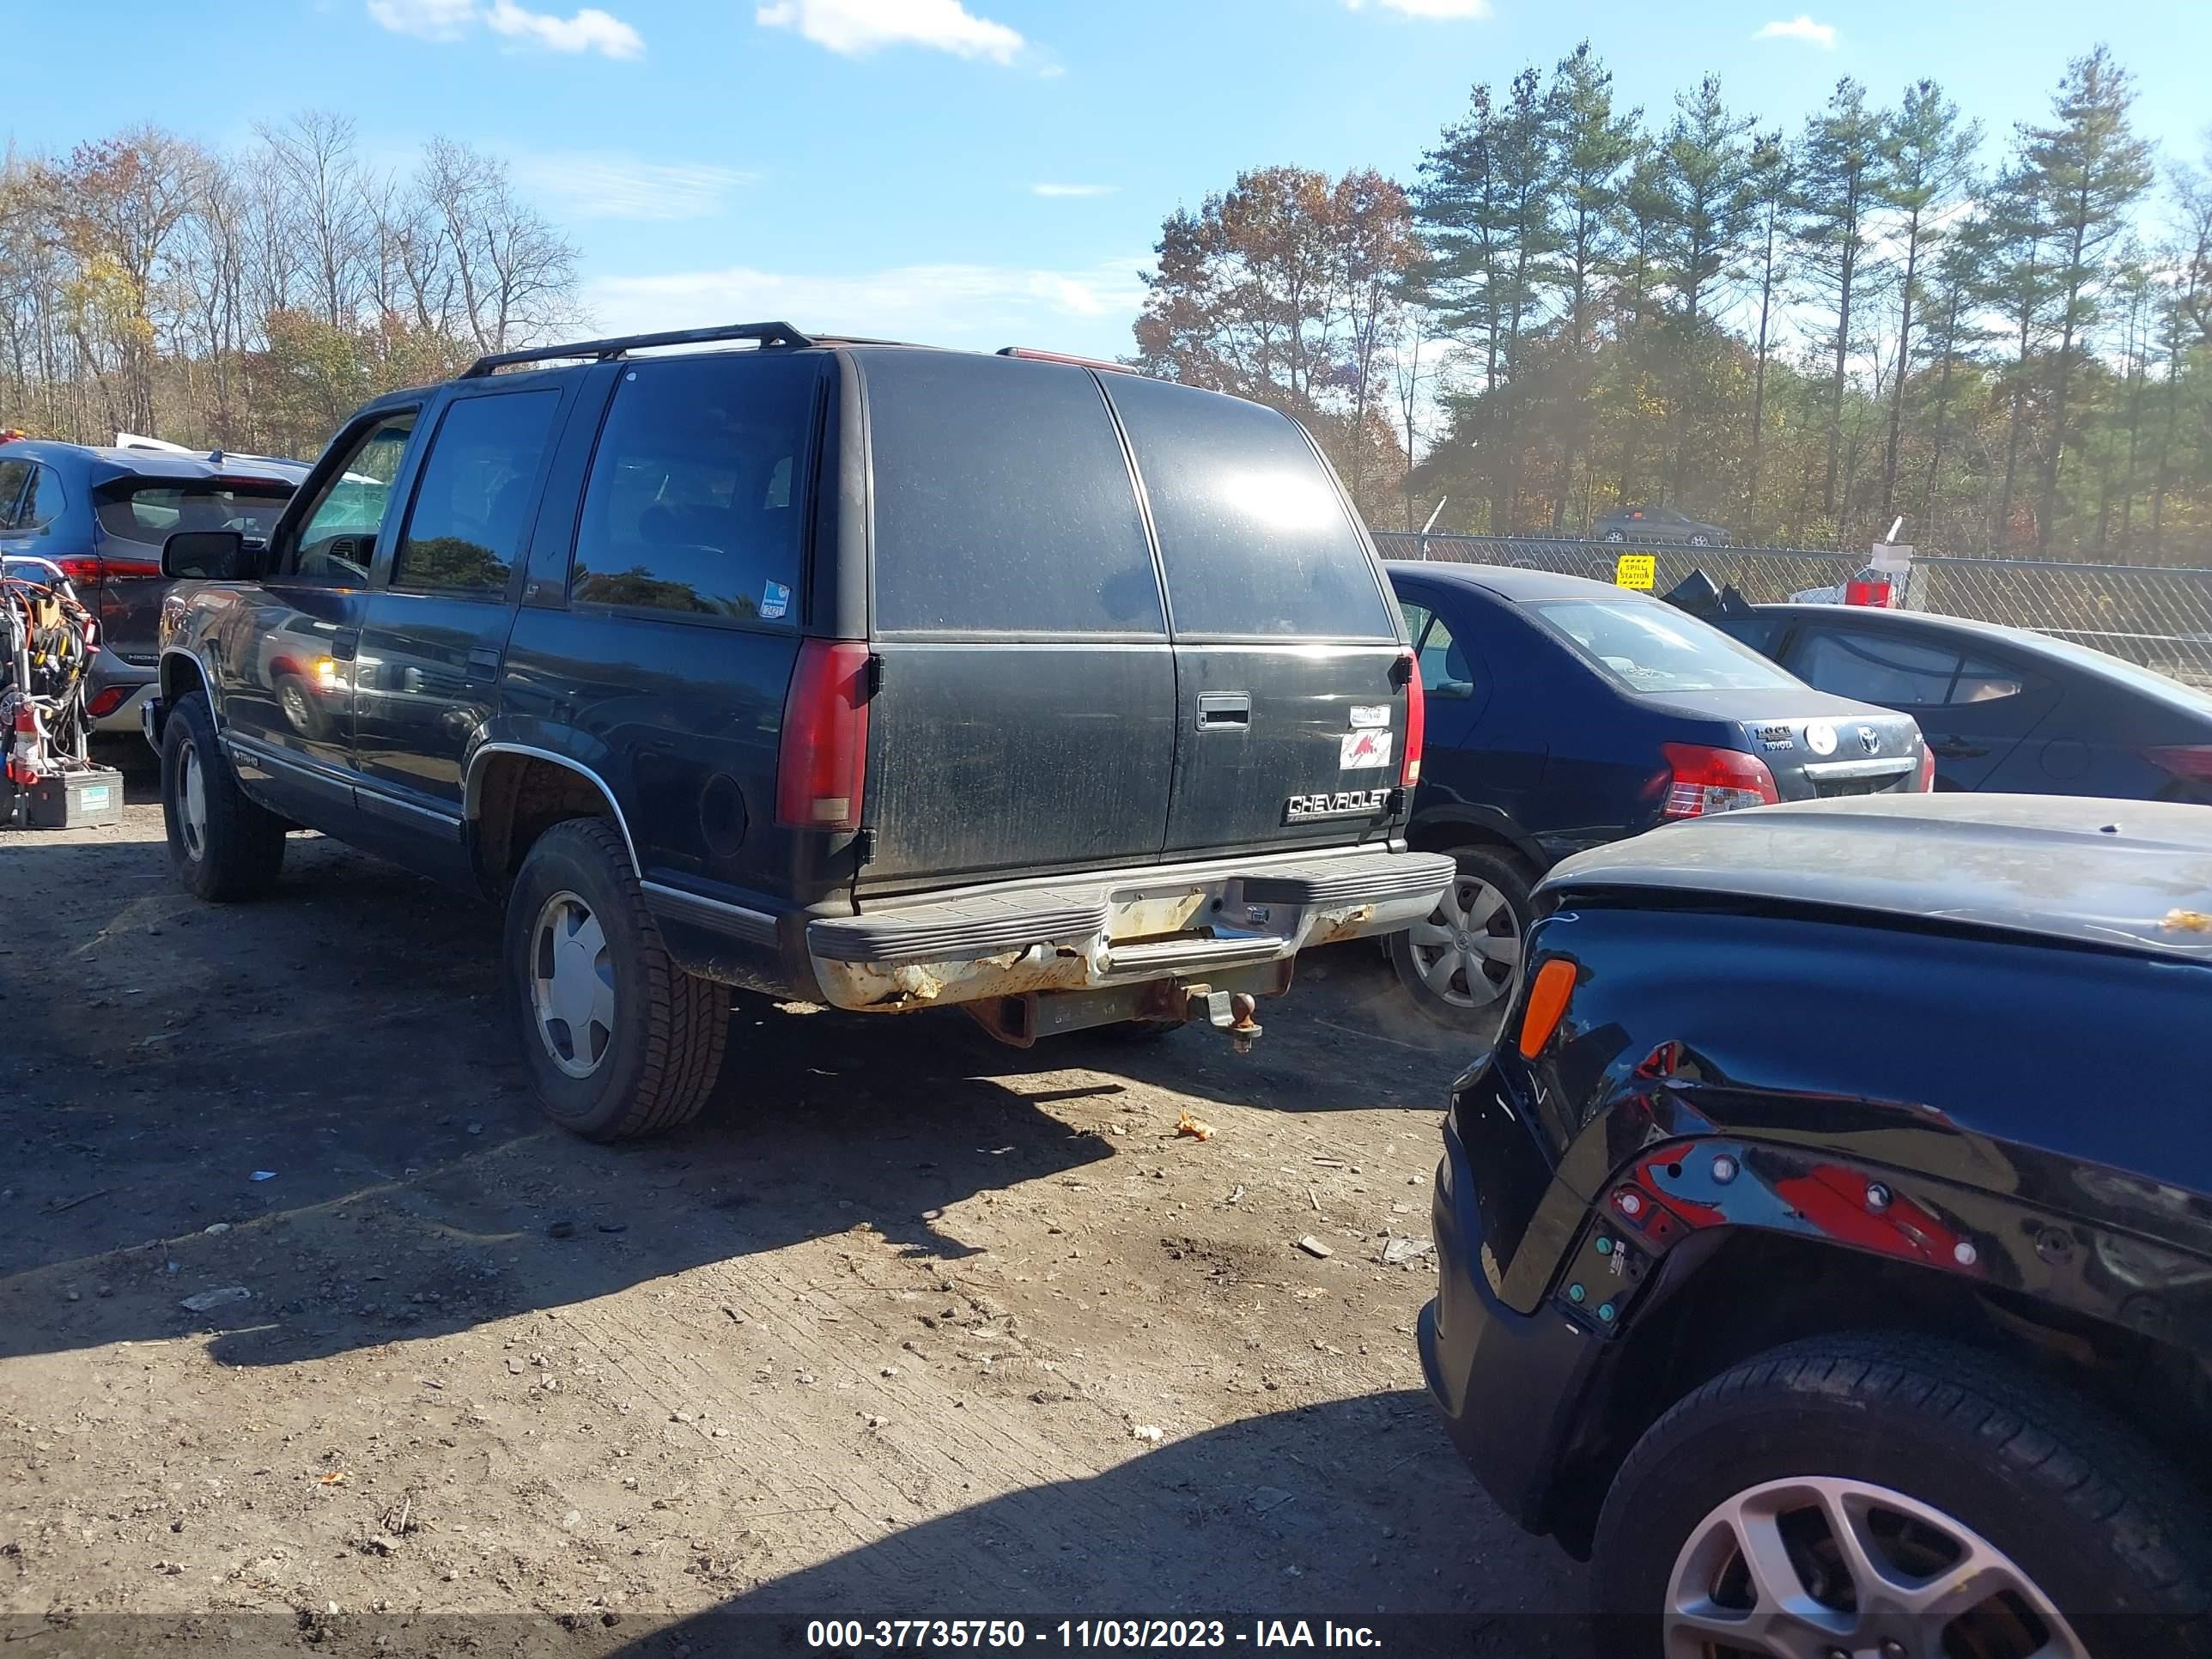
[503,817,729,1139]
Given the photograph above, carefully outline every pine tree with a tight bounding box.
[2021,46,2154,548]
[1794,78,1890,529]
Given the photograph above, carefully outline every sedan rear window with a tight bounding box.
[96,480,294,548]
[1534,598,1798,694]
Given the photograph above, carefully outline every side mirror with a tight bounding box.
[162,529,246,580]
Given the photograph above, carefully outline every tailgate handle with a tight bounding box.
[1196,694,1250,731]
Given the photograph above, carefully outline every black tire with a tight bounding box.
[1592,1333,2212,1657]
[1388,843,1534,1032]
[161,690,286,902]
[503,817,728,1141]
[1602,530,1626,544]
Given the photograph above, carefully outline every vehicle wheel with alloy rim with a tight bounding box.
[1388,843,1532,1032]
[1592,1334,2212,1659]
[160,689,286,902]
[1604,530,1627,543]
[1687,532,1712,547]
[503,817,727,1140]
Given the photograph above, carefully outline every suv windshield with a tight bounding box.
[96,479,294,548]
[1534,596,1797,695]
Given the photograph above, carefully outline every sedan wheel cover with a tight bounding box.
[177,740,208,860]
[1665,1475,2087,1659]
[530,890,617,1079]
[1405,874,1521,1009]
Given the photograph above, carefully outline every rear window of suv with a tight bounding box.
[95,478,294,548]
[1104,375,1393,641]
[863,350,1164,636]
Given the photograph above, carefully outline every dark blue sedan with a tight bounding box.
[1713,604,2212,805]
[1386,562,1929,1027]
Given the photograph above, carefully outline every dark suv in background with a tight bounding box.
[0,437,302,733]
[148,323,1451,1140]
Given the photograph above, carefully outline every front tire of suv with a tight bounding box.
[1591,1333,2212,1659]
[504,817,728,1141]
[161,690,287,902]
[1389,843,1532,1032]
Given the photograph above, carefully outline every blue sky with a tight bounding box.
[14,0,2212,359]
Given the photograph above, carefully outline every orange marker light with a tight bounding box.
[1517,958,1578,1060]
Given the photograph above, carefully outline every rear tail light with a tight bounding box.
[2145,745,2212,783]
[1917,744,1936,792]
[1401,651,1425,788]
[775,640,872,832]
[84,685,131,720]
[54,555,103,588]
[1517,957,1578,1059]
[1659,743,1779,818]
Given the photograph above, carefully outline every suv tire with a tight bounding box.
[1591,1333,2212,1658]
[1389,843,1532,1031]
[504,817,728,1141]
[161,690,287,901]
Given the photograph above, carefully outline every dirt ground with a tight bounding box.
[0,744,1581,1656]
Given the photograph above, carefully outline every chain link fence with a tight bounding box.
[1371,532,2212,690]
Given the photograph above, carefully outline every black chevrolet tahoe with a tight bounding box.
[1422,793,2212,1656]
[146,323,1452,1139]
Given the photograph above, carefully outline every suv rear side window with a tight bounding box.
[0,459,64,532]
[1103,375,1392,640]
[95,480,293,549]
[864,351,1162,636]
[394,389,561,595]
[572,352,818,623]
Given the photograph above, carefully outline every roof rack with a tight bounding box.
[461,321,814,380]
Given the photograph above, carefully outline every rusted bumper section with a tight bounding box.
[806,846,1453,1014]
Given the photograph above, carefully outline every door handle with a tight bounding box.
[327,629,358,662]
[466,647,501,683]
[1196,694,1250,731]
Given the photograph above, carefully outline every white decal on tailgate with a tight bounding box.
[1340,730,1394,770]
[1348,704,1389,728]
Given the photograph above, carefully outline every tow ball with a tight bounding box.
[1198,990,1263,1055]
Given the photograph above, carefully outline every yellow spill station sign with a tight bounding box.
[1614,553,1656,591]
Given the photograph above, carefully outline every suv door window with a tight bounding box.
[0,459,26,526]
[862,350,1162,636]
[289,413,417,585]
[572,352,818,623]
[393,389,561,595]
[1791,628,1960,706]
[1102,374,1392,640]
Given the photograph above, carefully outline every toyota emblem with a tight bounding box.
[1858,725,1881,754]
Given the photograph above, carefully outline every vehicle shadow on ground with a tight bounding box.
[605,1391,1589,1657]
[0,834,1468,1370]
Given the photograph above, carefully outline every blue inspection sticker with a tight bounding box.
[761,580,792,621]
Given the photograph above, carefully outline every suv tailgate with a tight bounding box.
[1100,374,1409,859]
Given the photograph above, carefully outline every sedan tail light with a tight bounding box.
[775,640,872,832]
[1917,744,1936,792]
[2145,745,2212,784]
[1659,743,1779,819]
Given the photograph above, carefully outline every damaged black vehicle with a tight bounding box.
[147,323,1451,1140]
[1419,793,2212,1657]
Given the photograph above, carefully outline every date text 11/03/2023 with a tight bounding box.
[805,1620,1385,1650]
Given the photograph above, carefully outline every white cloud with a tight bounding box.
[366,0,642,56]
[1032,183,1117,198]
[485,0,643,54]
[513,152,752,220]
[583,257,1150,349]
[366,0,476,38]
[756,0,1024,64]
[1343,0,1492,16]
[1753,14,1838,46]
